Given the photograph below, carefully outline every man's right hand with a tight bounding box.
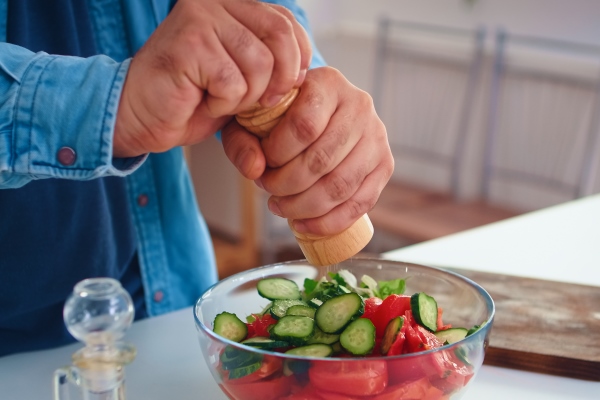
[113,0,312,158]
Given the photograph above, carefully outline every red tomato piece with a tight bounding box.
[281,385,320,400]
[317,391,361,400]
[362,297,383,320]
[370,377,446,400]
[221,374,292,400]
[309,360,388,396]
[403,319,427,354]
[372,295,412,338]
[416,326,444,351]
[246,314,277,339]
[427,350,474,394]
[436,307,452,331]
[386,324,406,356]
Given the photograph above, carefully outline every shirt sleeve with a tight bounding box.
[0,43,145,189]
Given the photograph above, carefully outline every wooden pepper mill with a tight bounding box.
[236,88,374,266]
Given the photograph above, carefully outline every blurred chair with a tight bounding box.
[368,19,501,246]
[370,26,600,247]
[481,30,600,211]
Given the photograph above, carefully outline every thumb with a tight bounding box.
[221,119,266,181]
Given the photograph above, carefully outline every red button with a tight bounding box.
[153,290,164,303]
[137,194,149,207]
[57,147,76,166]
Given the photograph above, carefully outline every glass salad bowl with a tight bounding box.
[194,259,494,400]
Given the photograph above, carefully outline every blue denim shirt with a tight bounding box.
[0,0,325,316]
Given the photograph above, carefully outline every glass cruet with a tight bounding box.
[54,278,136,400]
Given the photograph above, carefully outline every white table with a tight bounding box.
[2,195,600,399]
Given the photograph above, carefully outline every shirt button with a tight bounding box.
[137,194,149,207]
[57,147,76,166]
[153,290,164,303]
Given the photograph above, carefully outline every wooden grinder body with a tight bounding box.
[236,89,374,266]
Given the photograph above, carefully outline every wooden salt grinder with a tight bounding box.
[235,88,374,266]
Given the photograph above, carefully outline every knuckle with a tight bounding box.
[325,173,354,202]
[290,114,320,145]
[347,198,369,219]
[306,146,334,176]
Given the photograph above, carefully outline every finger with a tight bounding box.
[267,4,312,86]
[267,136,381,219]
[261,73,339,168]
[226,2,301,107]
[193,30,249,117]
[290,162,393,236]
[216,18,274,113]
[221,119,267,180]
[259,101,362,196]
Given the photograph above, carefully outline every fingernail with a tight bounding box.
[268,199,282,217]
[238,149,256,176]
[292,220,307,233]
[254,178,264,190]
[295,69,307,87]
[265,94,284,108]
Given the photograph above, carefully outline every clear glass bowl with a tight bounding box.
[194,259,494,400]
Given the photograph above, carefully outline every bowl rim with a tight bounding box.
[193,257,495,361]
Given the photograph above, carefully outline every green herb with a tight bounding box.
[377,278,406,299]
[303,278,318,296]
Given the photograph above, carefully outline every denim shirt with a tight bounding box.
[0,0,324,317]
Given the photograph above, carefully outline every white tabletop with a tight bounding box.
[1,195,600,399]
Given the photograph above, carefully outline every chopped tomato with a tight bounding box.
[221,355,282,384]
[436,307,452,331]
[246,314,277,339]
[371,377,448,400]
[372,295,412,338]
[309,360,388,396]
[426,350,474,394]
[362,297,383,320]
[386,324,406,356]
[221,373,292,400]
[416,326,444,350]
[317,391,361,400]
[403,317,427,354]
[281,385,320,400]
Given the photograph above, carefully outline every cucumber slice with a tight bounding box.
[270,315,315,346]
[220,347,261,370]
[283,359,310,376]
[307,326,340,345]
[213,312,248,342]
[435,327,468,344]
[340,318,375,355]
[285,343,333,358]
[241,336,289,349]
[257,278,301,300]
[308,298,323,309]
[380,316,404,355]
[410,292,438,332]
[286,304,316,319]
[270,299,307,319]
[228,361,262,379]
[315,293,364,334]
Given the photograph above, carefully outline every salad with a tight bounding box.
[211,270,482,400]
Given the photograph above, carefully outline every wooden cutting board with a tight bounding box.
[449,268,600,381]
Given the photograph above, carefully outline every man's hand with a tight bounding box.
[114,0,311,158]
[222,67,394,237]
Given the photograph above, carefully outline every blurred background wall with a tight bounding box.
[189,0,600,277]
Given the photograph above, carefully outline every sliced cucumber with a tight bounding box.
[285,343,333,358]
[283,359,310,376]
[257,278,301,300]
[213,312,247,342]
[307,326,340,345]
[228,361,262,379]
[435,327,468,344]
[340,318,375,355]
[241,336,289,349]
[286,304,316,319]
[380,316,404,355]
[410,292,438,332]
[270,299,307,319]
[220,347,261,370]
[308,298,323,309]
[270,315,315,346]
[315,292,364,334]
